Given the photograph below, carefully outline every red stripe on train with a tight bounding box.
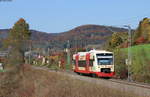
[86,53,90,71]
[75,54,79,71]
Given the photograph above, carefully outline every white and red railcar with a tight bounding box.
[72,49,115,77]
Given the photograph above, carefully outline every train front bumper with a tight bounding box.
[96,72,115,77]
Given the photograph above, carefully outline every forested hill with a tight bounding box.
[0,25,127,50]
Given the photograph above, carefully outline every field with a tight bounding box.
[0,65,141,97]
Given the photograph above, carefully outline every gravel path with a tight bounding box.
[33,66,150,97]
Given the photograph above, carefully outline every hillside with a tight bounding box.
[0,25,127,50]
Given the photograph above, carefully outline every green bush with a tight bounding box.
[114,49,128,79]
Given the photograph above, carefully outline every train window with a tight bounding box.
[76,60,93,67]
[78,61,86,67]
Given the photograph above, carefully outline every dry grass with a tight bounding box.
[0,65,142,97]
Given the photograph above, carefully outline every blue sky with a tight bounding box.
[0,0,150,33]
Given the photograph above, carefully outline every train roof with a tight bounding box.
[76,49,113,55]
[89,49,113,53]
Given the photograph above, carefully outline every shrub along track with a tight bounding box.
[33,66,150,97]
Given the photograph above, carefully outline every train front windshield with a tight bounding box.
[97,58,113,65]
[96,53,113,65]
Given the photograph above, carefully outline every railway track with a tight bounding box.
[108,79,150,89]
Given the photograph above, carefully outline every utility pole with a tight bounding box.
[104,25,132,81]
[67,40,71,69]
[75,36,77,53]
[29,40,32,64]
[124,25,132,82]
[48,47,50,66]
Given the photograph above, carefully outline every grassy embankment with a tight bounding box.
[115,44,150,82]
[0,65,141,97]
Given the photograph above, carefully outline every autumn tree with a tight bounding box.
[134,17,150,44]
[4,18,31,67]
[109,32,123,49]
